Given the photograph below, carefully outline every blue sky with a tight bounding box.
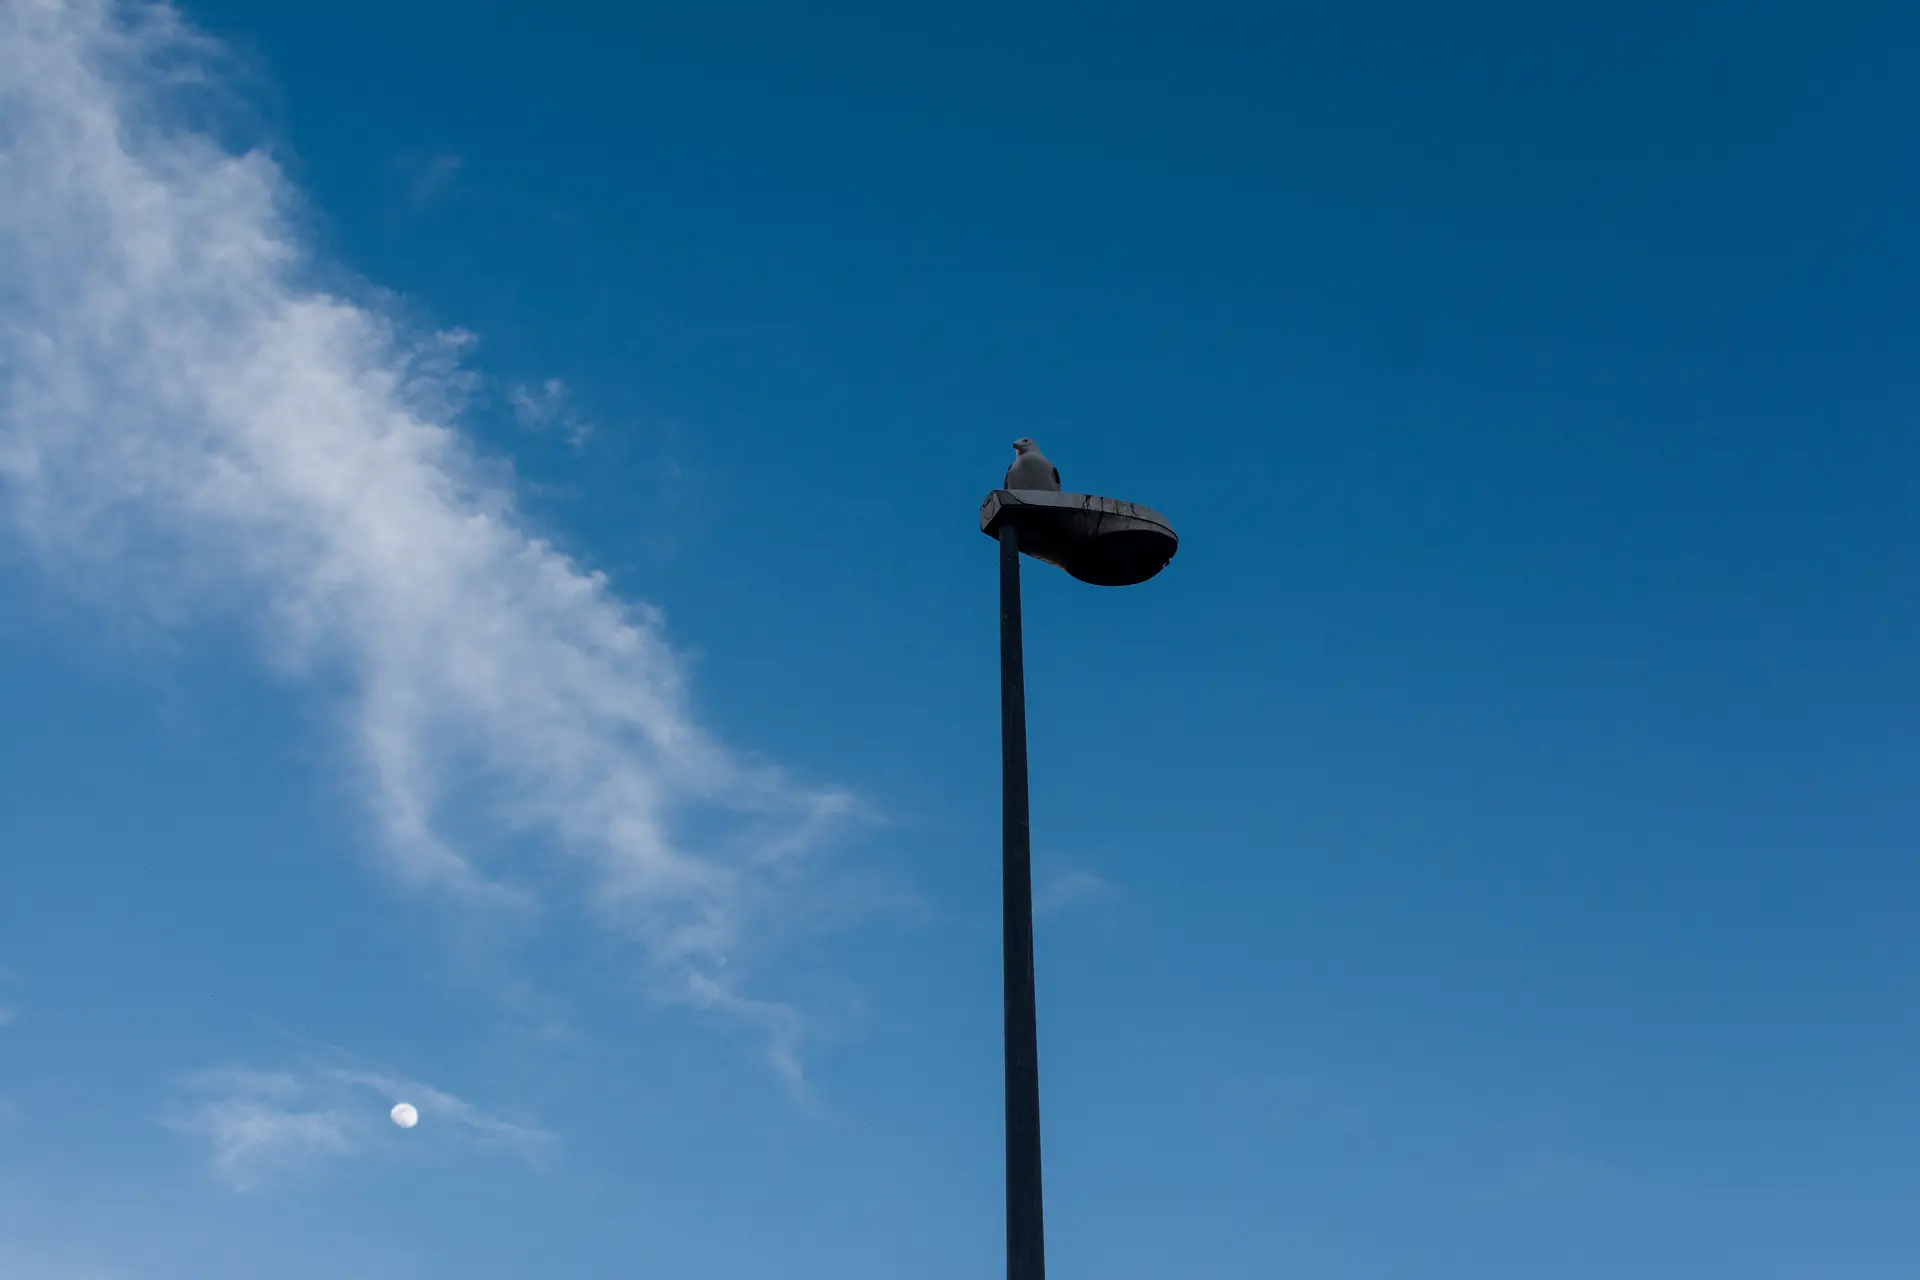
[0,1,1915,1276]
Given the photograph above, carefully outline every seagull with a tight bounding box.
[1004,437,1061,492]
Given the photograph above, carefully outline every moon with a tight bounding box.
[390,1102,419,1129]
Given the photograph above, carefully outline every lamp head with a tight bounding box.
[980,490,1177,587]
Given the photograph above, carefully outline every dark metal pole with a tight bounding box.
[998,522,1046,1280]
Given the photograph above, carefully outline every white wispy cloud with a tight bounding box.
[506,376,592,449]
[396,150,463,211]
[166,1061,551,1193]
[0,0,863,1070]
[1034,864,1117,917]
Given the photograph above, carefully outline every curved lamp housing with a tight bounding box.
[980,490,1178,587]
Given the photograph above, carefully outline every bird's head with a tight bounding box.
[1011,437,1038,454]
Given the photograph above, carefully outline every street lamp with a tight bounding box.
[978,484,1178,1280]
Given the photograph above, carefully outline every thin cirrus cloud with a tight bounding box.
[397,150,464,212]
[165,1062,552,1193]
[507,377,593,449]
[1034,865,1117,917]
[0,0,863,1069]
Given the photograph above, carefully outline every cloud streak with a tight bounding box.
[0,0,859,1065]
[1034,865,1116,917]
[507,376,592,449]
[166,1061,551,1193]
[396,150,463,211]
